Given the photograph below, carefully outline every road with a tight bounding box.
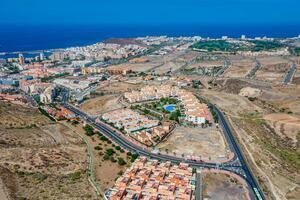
[62,101,265,200]
[213,105,264,200]
[195,172,202,200]
[246,58,261,79]
[215,57,230,77]
[63,122,104,199]
[283,60,296,85]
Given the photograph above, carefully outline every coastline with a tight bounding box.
[1,24,300,54]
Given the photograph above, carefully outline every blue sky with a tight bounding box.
[1,0,300,25]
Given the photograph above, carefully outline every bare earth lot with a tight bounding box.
[202,172,249,200]
[255,56,290,83]
[80,94,123,116]
[157,126,229,162]
[224,58,254,78]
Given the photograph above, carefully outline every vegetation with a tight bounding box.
[105,148,116,156]
[130,153,139,163]
[117,157,127,166]
[251,40,284,52]
[41,72,69,83]
[83,124,95,136]
[191,40,241,52]
[209,107,218,123]
[169,109,181,123]
[69,171,81,181]
[38,107,56,121]
[191,40,284,53]
[294,47,300,56]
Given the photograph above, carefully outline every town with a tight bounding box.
[1,34,300,200]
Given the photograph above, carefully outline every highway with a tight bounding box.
[62,101,265,200]
[283,60,296,85]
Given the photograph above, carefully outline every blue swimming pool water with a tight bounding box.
[165,104,176,112]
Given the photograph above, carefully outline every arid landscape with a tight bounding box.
[0,102,98,200]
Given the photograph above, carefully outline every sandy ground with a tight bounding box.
[80,94,123,116]
[202,172,249,200]
[157,126,229,162]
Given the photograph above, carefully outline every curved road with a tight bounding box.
[63,102,264,200]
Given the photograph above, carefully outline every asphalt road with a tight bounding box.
[62,102,265,200]
[283,61,296,85]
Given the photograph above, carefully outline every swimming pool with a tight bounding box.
[164,104,176,112]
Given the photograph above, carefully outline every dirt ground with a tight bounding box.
[80,94,123,116]
[202,172,250,200]
[264,113,300,147]
[255,56,290,83]
[224,58,254,78]
[0,102,98,200]
[96,81,145,94]
[157,126,229,162]
[200,89,264,116]
[65,121,131,191]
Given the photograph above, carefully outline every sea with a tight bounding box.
[1,24,300,57]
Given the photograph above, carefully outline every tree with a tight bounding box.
[83,124,94,136]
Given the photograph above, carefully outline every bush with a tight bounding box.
[106,148,115,156]
[100,136,108,141]
[69,171,81,181]
[94,146,101,150]
[103,154,110,160]
[115,146,121,151]
[117,157,127,166]
[110,157,117,162]
[120,149,125,153]
[130,153,139,162]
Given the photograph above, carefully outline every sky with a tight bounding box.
[1,0,300,25]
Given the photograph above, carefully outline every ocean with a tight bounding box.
[0,24,300,54]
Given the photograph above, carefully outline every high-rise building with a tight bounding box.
[241,35,246,40]
[40,52,45,61]
[18,54,25,65]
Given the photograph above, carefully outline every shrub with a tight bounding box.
[100,136,108,141]
[117,157,127,166]
[106,148,115,156]
[103,154,110,160]
[94,146,101,150]
[115,146,121,151]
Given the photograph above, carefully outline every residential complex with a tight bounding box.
[124,85,212,125]
[101,108,171,146]
[107,157,195,200]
